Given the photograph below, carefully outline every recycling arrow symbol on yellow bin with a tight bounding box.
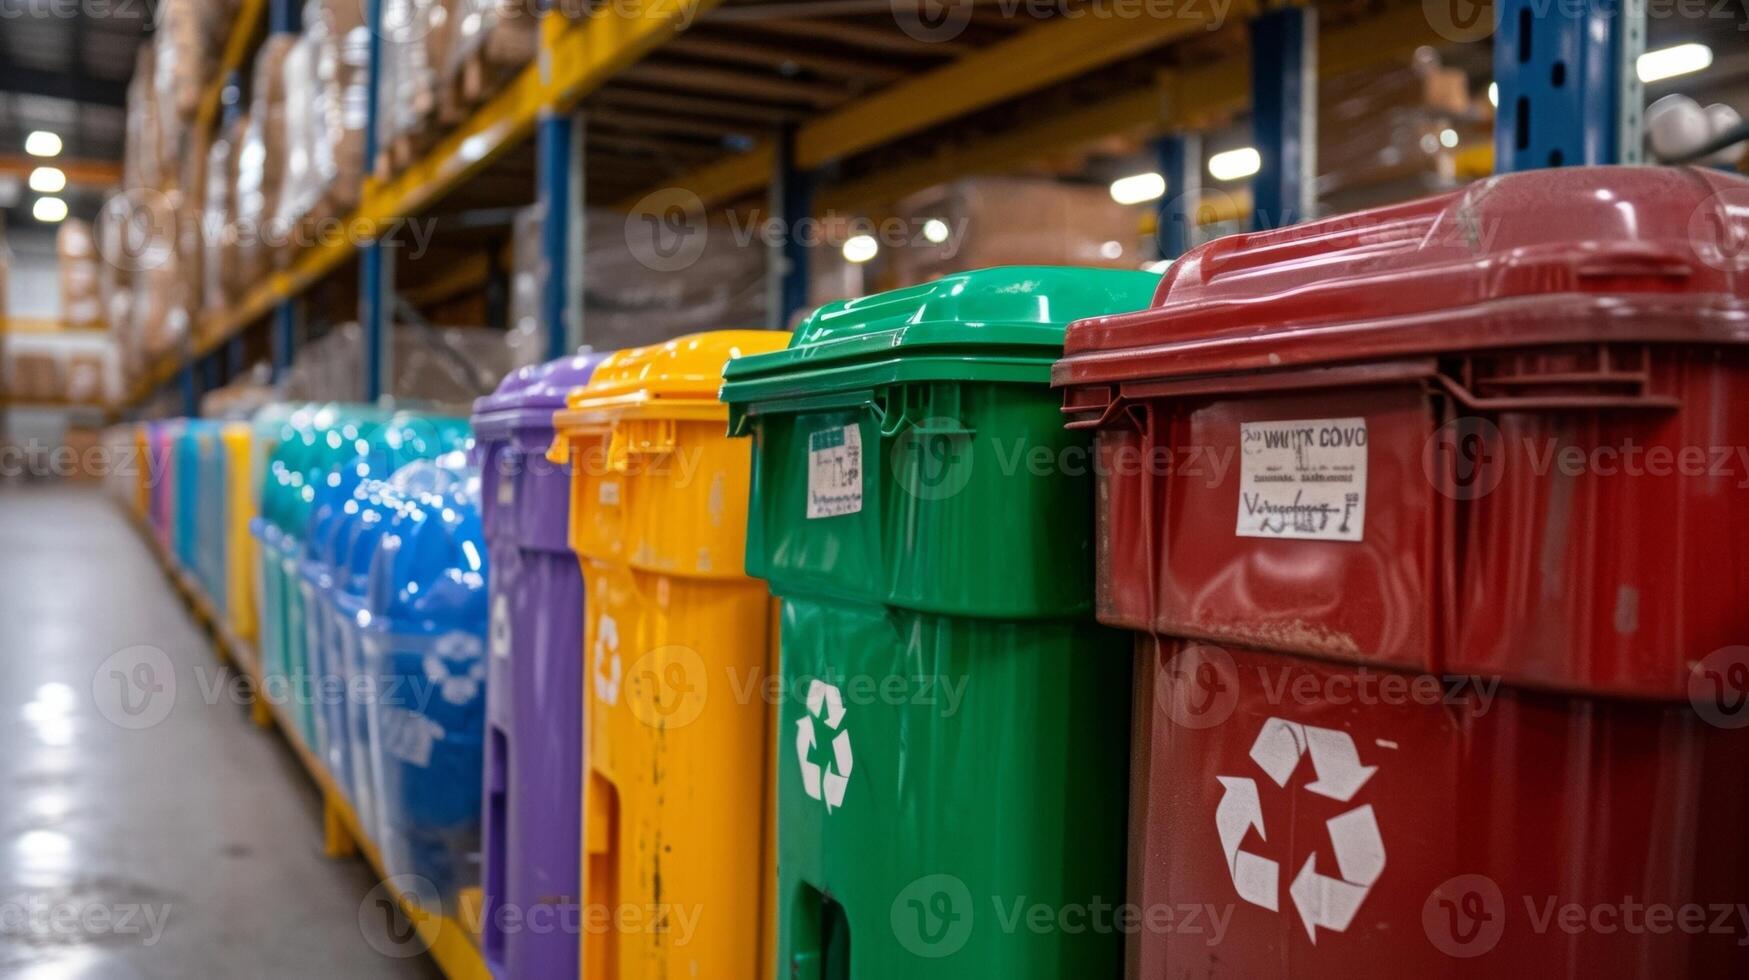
[796,679,854,813]
[1215,717,1386,942]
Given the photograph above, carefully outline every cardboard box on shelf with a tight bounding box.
[236,34,297,290]
[308,0,371,218]
[57,220,104,329]
[890,177,1145,286]
[204,115,245,314]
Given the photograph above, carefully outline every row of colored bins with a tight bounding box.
[117,165,1749,978]
[474,166,1741,979]
[130,414,270,652]
[255,412,492,906]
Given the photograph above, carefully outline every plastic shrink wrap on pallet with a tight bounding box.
[445,0,536,112]
[95,197,135,350]
[503,207,543,370]
[375,0,442,176]
[281,323,512,411]
[503,203,769,361]
[152,0,221,179]
[124,45,162,192]
[3,334,122,405]
[275,34,320,255]
[57,220,105,329]
[178,133,208,323]
[204,116,245,313]
[890,177,1144,288]
[236,35,297,291]
[307,0,371,218]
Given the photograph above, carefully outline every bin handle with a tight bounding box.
[605,418,678,472]
[878,383,977,439]
[1435,361,1681,412]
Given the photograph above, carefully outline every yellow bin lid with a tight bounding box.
[551,330,789,460]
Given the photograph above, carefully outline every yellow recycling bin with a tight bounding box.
[221,422,260,644]
[132,423,152,521]
[551,330,787,980]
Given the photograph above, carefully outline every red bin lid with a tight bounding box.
[1054,166,1749,390]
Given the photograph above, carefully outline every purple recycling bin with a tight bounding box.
[471,352,606,980]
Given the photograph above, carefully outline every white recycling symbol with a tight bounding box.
[795,679,854,813]
[1215,717,1386,943]
[593,613,622,706]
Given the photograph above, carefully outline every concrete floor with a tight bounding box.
[0,486,442,979]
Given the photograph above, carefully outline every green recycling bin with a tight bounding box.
[257,404,387,749]
[722,267,1159,978]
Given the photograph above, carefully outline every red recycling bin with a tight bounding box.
[1055,166,1749,976]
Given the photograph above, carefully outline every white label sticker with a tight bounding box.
[1237,418,1368,542]
[807,425,863,519]
[598,481,621,506]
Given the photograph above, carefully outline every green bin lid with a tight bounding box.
[719,266,1159,414]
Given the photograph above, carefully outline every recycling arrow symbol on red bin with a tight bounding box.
[1215,717,1386,942]
[796,679,854,813]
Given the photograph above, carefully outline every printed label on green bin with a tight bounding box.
[1237,418,1367,542]
[807,424,863,519]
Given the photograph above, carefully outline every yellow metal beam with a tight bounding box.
[621,4,1237,210]
[0,155,121,189]
[193,0,267,141]
[823,2,1455,211]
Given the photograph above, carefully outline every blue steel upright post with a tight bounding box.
[181,365,199,417]
[1493,0,1644,170]
[359,0,389,401]
[768,123,812,330]
[1156,133,1201,260]
[1249,6,1317,231]
[536,112,583,358]
[269,0,302,381]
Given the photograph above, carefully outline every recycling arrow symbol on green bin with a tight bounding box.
[796,679,854,813]
[1215,717,1386,943]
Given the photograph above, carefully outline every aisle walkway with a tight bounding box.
[0,486,440,979]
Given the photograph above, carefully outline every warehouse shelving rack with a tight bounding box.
[115,0,1558,416]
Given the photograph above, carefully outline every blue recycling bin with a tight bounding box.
[196,421,230,613]
[173,421,207,575]
[300,414,469,791]
[365,454,489,903]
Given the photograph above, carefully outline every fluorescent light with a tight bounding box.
[1109,172,1166,206]
[1208,147,1261,182]
[922,218,950,244]
[1638,43,1711,83]
[842,234,878,264]
[1487,82,1498,107]
[1440,128,1460,149]
[25,131,62,157]
[33,197,68,222]
[28,166,65,193]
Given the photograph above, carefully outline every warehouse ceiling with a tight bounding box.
[0,0,147,228]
